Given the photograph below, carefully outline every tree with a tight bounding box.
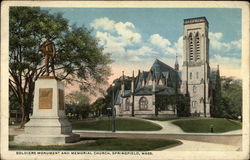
[65,91,91,119]
[210,70,222,118]
[91,97,107,117]
[9,7,112,127]
[176,94,191,117]
[210,76,242,119]
[89,75,132,117]
[220,77,242,119]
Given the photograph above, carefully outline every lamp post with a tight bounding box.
[112,83,116,132]
[106,107,111,130]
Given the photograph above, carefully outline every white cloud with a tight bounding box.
[209,32,223,40]
[210,54,240,69]
[129,56,142,61]
[209,32,241,52]
[173,36,183,55]
[127,46,155,56]
[210,54,241,79]
[92,17,141,45]
[114,22,141,43]
[91,17,143,57]
[90,17,115,31]
[149,34,183,56]
[149,34,171,48]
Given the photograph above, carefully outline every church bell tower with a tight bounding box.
[181,17,210,117]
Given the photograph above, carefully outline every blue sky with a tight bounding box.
[44,8,242,82]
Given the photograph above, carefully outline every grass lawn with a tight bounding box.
[71,118,162,131]
[144,117,187,121]
[9,135,14,141]
[172,118,242,133]
[9,138,181,151]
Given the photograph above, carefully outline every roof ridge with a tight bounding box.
[153,58,175,71]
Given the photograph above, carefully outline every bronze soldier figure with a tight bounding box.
[39,35,56,77]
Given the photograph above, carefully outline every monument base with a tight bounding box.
[14,116,80,145]
[14,133,80,146]
[14,77,80,145]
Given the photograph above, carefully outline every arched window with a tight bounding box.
[193,85,196,93]
[192,101,197,109]
[189,33,194,61]
[139,97,148,110]
[195,32,200,61]
[190,72,192,80]
[125,98,130,111]
[200,98,204,103]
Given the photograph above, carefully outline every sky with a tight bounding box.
[43,8,242,84]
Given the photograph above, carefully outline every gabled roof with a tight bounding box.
[123,90,131,97]
[114,91,121,105]
[134,86,178,96]
[150,59,181,82]
[151,59,176,73]
[156,87,177,96]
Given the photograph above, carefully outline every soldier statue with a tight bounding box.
[39,35,56,77]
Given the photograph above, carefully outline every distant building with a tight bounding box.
[114,17,220,117]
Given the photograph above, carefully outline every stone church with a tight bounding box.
[114,17,220,117]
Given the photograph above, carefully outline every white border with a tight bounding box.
[1,1,249,160]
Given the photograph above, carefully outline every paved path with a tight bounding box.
[166,139,239,151]
[9,118,242,136]
[143,118,242,135]
[143,119,185,134]
[73,118,242,136]
[9,118,242,151]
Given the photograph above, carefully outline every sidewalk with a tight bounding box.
[9,118,242,136]
[73,118,242,136]
[166,139,240,151]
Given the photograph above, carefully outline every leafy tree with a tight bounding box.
[9,7,112,127]
[220,77,242,119]
[176,94,191,117]
[89,75,132,117]
[210,70,222,117]
[91,97,107,117]
[105,76,132,110]
[65,91,91,119]
[210,76,242,119]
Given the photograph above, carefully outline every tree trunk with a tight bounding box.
[19,93,31,128]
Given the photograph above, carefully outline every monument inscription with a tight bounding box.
[39,88,53,109]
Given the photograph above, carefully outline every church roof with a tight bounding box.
[123,90,132,97]
[151,59,176,73]
[150,59,181,82]
[123,86,179,96]
[156,87,177,96]
[114,91,121,105]
[142,71,149,79]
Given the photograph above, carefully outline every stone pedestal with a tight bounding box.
[14,77,80,145]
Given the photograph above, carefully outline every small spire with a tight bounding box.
[132,70,134,78]
[217,65,219,71]
[122,71,125,84]
[175,54,179,71]
[131,70,134,93]
[121,71,125,96]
